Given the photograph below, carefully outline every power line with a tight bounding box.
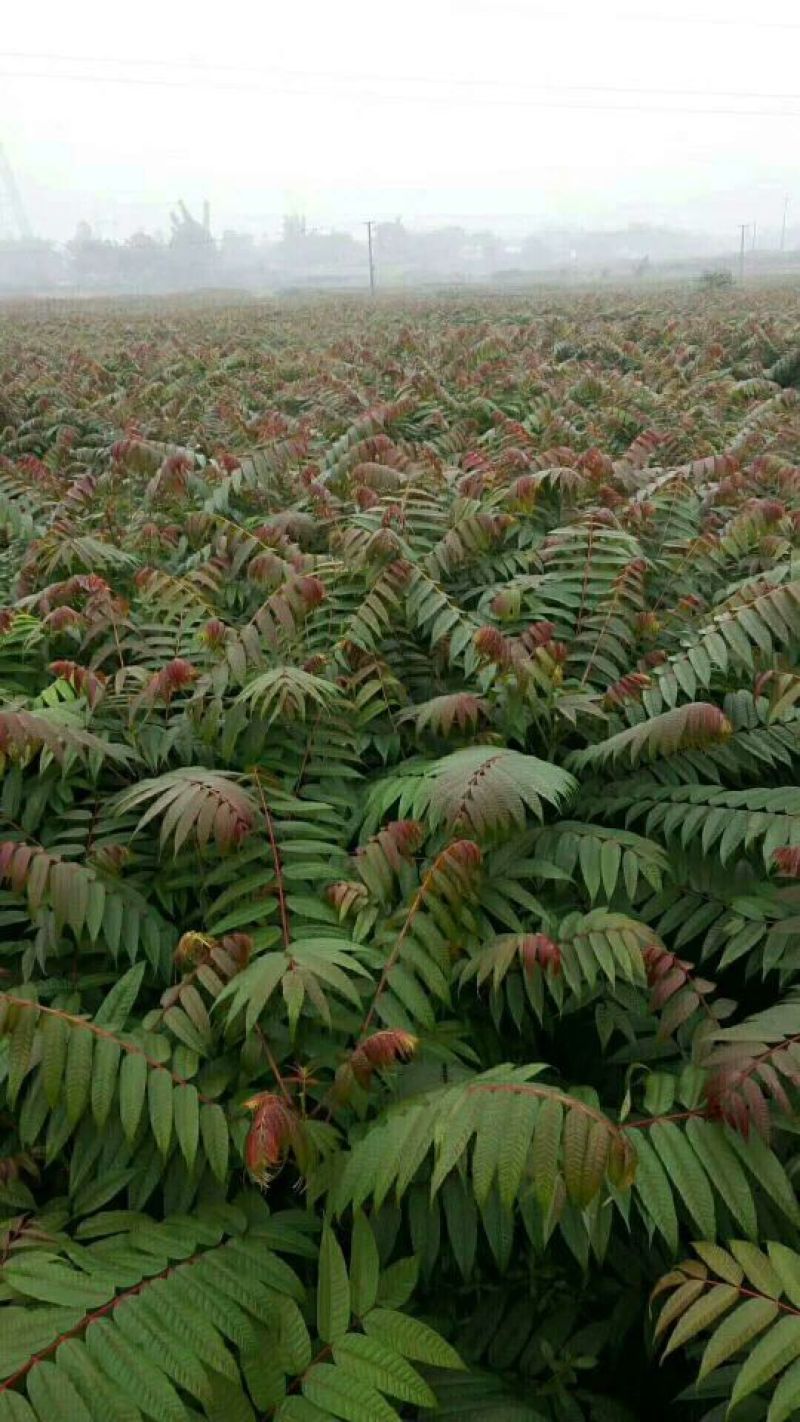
[2,67,800,119]
[61,200,792,226]
[739,222,749,280]
[607,8,800,26]
[365,222,376,295]
[465,4,800,30]
[3,50,800,105]
[0,145,32,241]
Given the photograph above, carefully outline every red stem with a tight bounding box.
[0,1249,205,1392]
[664,1272,800,1320]
[624,1108,707,1130]
[252,771,291,953]
[0,994,213,1101]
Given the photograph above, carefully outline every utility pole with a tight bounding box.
[751,221,756,251]
[739,223,748,282]
[365,220,376,295]
[781,194,789,252]
[0,143,32,241]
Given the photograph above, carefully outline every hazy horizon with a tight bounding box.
[2,0,799,245]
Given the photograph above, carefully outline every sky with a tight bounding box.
[1,0,799,244]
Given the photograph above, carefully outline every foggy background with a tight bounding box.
[1,0,799,293]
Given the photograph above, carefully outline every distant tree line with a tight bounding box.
[0,206,794,295]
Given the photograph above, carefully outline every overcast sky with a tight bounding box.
[2,0,799,242]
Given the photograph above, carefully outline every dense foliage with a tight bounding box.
[1,287,800,1420]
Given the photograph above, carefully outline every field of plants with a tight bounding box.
[1,286,800,1421]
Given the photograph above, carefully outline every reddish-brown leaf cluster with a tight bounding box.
[174,929,252,971]
[519,621,557,650]
[474,625,514,668]
[772,847,800,877]
[349,1029,418,1088]
[43,606,85,634]
[36,573,110,614]
[0,711,90,766]
[680,703,732,747]
[578,446,614,478]
[88,843,129,875]
[586,508,617,528]
[386,558,412,586]
[437,839,483,873]
[760,534,789,559]
[201,618,228,648]
[216,452,241,473]
[423,839,483,909]
[515,623,568,670]
[407,693,488,738]
[624,501,657,528]
[260,510,317,547]
[603,672,651,708]
[704,1065,774,1139]
[614,557,648,590]
[340,640,374,671]
[49,660,107,708]
[18,454,57,487]
[0,1150,38,1185]
[474,620,566,684]
[366,528,403,562]
[358,819,424,868]
[150,452,194,499]
[618,430,665,469]
[161,931,252,1028]
[506,474,538,509]
[534,447,579,471]
[353,820,425,900]
[136,521,180,550]
[0,841,43,894]
[488,590,520,619]
[61,473,97,511]
[595,484,624,508]
[643,944,715,1039]
[635,611,660,637]
[253,574,328,651]
[457,471,486,500]
[704,1034,800,1140]
[306,479,336,514]
[326,880,370,918]
[142,658,199,704]
[68,568,109,597]
[517,933,562,976]
[462,450,492,473]
[252,414,291,441]
[111,437,162,472]
[247,551,292,588]
[183,512,213,544]
[244,1092,300,1185]
[676,593,705,616]
[744,497,786,524]
[351,461,405,494]
[381,504,407,531]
